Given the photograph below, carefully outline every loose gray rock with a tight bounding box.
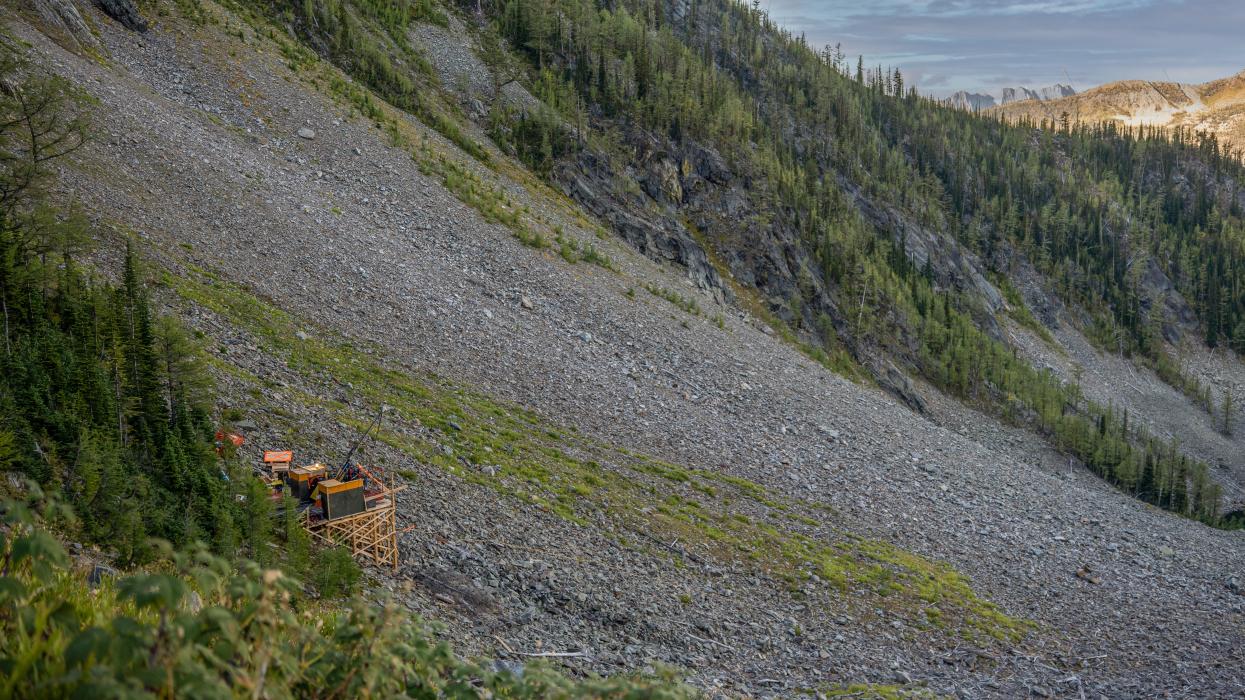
[88,564,117,589]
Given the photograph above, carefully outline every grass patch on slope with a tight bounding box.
[165,260,1029,646]
[643,283,702,316]
[816,684,944,699]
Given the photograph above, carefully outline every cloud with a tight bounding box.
[902,34,954,42]
[763,0,1245,96]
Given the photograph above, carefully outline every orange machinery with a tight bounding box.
[215,431,246,457]
[263,450,293,476]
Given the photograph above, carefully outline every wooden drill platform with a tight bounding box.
[261,449,403,570]
[305,496,399,570]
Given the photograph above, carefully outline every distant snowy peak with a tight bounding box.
[1000,84,1076,105]
[1039,84,1077,101]
[948,91,996,111]
[1000,87,1037,105]
[947,84,1077,110]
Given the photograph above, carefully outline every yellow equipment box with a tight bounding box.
[315,478,366,520]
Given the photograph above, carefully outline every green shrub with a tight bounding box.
[643,284,701,316]
[311,545,362,598]
[0,488,697,698]
[279,496,313,580]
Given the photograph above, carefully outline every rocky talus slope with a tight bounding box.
[9,2,1245,697]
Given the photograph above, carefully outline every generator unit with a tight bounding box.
[288,463,327,501]
[315,478,367,520]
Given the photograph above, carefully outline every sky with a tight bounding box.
[763,0,1245,98]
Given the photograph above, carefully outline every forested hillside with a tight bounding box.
[485,0,1245,355]
[0,42,236,561]
[0,25,366,582]
[226,0,1245,525]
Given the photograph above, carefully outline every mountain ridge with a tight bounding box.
[995,69,1245,155]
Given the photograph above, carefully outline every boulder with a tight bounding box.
[88,563,118,589]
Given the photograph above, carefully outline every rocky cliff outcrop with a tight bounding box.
[94,0,148,33]
[550,116,1016,412]
[32,0,98,49]
[31,0,146,51]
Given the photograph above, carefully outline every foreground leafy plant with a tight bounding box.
[0,484,696,698]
